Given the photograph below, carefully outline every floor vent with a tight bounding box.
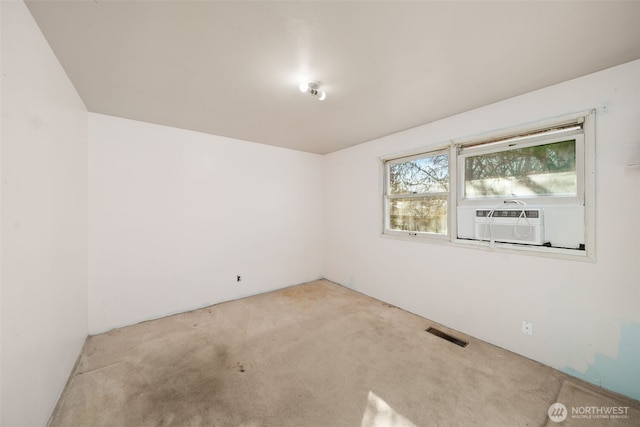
[426,327,468,347]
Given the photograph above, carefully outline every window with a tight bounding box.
[458,125,584,204]
[381,110,595,260]
[383,149,449,236]
[463,139,577,198]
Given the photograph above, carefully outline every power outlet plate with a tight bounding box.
[522,320,533,336]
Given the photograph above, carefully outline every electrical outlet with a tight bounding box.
[522,320,533,336]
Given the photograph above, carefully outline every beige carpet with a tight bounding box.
[543,380,640,427]
[49,280,639,426]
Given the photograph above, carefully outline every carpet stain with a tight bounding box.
[122,340,236,425]
[282,283,329,303]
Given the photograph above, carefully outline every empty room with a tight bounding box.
[2,1,640,426]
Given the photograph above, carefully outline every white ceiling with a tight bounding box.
[25,1,640,154]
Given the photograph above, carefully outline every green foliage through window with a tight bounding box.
[464,140,576,198]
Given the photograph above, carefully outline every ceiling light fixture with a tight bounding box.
[299,81,326,101]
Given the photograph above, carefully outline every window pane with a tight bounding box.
[464,140,576,198]
[389,154,448,195]
[389,196,447,234]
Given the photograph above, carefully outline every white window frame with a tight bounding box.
[457,129,584,207]
[380,110,596,261]
[382,146,451,241]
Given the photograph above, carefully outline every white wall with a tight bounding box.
[88,114,325,333]
[325,60,640,400]
[1,1,89,425]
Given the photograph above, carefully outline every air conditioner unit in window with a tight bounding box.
[474,209,545,246]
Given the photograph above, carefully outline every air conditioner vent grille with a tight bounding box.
[476,209,540,218]
[474,208,545,245]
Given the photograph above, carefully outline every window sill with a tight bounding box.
[381,231,594,262]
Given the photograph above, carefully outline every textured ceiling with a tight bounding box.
[25,1,640,154]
